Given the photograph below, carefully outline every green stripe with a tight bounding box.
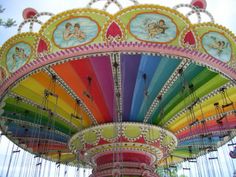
[157,74,228,126]
[3,99,76,135]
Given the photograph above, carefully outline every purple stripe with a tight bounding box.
[121,54,141,121]
[90,56,114,118]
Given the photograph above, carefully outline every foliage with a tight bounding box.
[0,5,17,28]
[156,165,188,177]
[156,167,178,177]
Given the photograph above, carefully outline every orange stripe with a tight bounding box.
[52,62,104,123]
[31,72,92,127]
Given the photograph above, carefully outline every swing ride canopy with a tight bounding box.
[0,0,236,176]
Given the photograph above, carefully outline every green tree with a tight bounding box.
[156,167,178,177]
[0,5,16,28]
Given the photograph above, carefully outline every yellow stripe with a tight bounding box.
[168,87,236,132]
[12,77,91,128]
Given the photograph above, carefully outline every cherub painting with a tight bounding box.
[6,42,31,73]
[202,32,231,62]
[63,22,86,41]
[208,36,229,56]
[53,17,99,48]
[12,47,28,68]
[129,13,177,43]
[147,19,168,38]
[73,23,86,40]
[63,22,74,41]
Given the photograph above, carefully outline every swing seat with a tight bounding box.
[229,147,236,158]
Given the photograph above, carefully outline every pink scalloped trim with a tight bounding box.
[0,42,235,97]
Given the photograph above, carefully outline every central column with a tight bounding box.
[90,151,159,176]
[69,123,177,177]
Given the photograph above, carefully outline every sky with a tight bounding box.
[0,134,93,177]
[1,0,236,176]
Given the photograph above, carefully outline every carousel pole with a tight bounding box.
[40,158,47,177]
[21,90,47,177]
[199,155,207,177]
[0,135,11,176]
[10,146,21,177]
[53,161,57,177]
[18,111,29,177]
[5,96,24,177]
[28,110,44,177]
[0,131,2,145]
[23,110,40,177]
[18,147,26,177]
[222,144,233,176]
[83,168,86,177]
[5,141,15,177]
[64,163,68,177]
[47,156,52,177]
[215,150,223,177]
[226,133,236,172]
[221,87,236,172]
[208,148,217,177]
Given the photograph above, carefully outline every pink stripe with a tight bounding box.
[90,56,114,118]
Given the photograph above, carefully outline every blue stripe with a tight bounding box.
[130,55,161,121]
[137,56,180,121]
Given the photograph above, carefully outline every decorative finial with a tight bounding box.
[191,0,207,9]
[22,8,38,20]
[18,8,54,33]
[173,0,213,23]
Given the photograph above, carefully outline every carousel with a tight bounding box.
[0,0,236,176]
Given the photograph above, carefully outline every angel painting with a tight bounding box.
[208,36,229,56]
[147,19,168,38]
[53,17,99,48]
[202,32,231,62]
[63,22,86,41]
[6,42,31,73]
[129,13,177,43]
[12,47,28,69]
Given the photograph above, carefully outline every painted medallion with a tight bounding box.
[202,32,231,62]
[6,42,31,73]
[129,13,177,43]
[53,17,99,48]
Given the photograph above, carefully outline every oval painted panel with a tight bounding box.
[6,42,31,73]
[53,17,99,48]
[202,32,231,62]
[129,13,177,43]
